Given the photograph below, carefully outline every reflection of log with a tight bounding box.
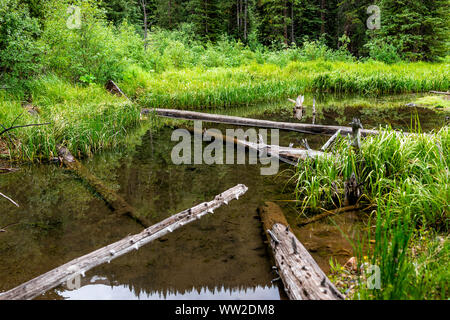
[57,145,149,227]
[0,167,19,174]
[0,184,248,300]
[297,205,359,227]
[193,127,327,166]
[258,202,344,300]
[429,91,450,95]
[0,191,19,207]
[149,108,379,136]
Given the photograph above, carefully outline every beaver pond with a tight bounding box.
[0,96,447,299]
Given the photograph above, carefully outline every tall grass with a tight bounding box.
[293,126,449,299]
[0,76,141,161]
[120,60,449,109]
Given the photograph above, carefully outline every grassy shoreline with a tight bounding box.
[292,127,449,299]
[1,58,448,161]
[122,61,449,109]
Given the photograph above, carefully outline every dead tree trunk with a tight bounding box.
[258,202,344,300]
[193,126,327,166]
[0,184,248,300]
[148,108,380,137]
[140,0,148,50]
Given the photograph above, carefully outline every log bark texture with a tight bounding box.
[258,202,344,300]
[0,184,248,300]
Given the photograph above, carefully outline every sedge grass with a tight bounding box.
[292,125,449,299]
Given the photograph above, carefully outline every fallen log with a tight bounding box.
[194,127,327,166]
[57,146,149,227]
[321,129,341,152]
[147,108,380,137]
[429,91,450,95]
[105,80,130,100]
[297,205,359,227]
[0,184,248,300]
[258,202,344,300]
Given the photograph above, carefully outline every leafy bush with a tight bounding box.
[40,0,150,84]
[0,0,42,83]
[365,40,402,64]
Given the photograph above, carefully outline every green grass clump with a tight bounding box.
[414,95,450,112]
[292,126,449,299]
[0,75,141,161]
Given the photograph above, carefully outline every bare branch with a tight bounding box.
[0,122,51,137]
[0,191,19,207]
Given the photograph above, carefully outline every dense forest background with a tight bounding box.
[101,0,449,60]
[0,0,449,87]
[20,0,449,59]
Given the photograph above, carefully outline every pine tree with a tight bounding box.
[99,0,142,26]
[376,0,449,60]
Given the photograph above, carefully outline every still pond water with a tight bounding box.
[0,96,447,299]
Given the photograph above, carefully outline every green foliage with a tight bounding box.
[365,39,402,64]
[375,0,450,61]
[0,0,42,83]
[293,127,449,299]
[0,74,141,160]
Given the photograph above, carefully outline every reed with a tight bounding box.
[120,61,449,109]
[293,126,449,299]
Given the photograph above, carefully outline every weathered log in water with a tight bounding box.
[429,91,450,95]
[258,202,344,300]
[321,129,342,152]
[57,145,150,227]
[0,184,248,300]
[192,126,327,167]
[148,108,380,136]
[297,205,360,227]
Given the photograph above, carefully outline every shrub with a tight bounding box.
[0,0,42,83]
[365,39,402,64]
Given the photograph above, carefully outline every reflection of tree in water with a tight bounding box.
[1,104,444,298]
[98,127,280,296]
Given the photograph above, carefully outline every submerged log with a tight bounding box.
[0,191,19,207]
[149,108,380,137]
[429,91,450,95]
[0,184,248,300]
[0,167,19,174]
[258,202,344,300]
[57,145,149,227]
[297,205,360,227]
